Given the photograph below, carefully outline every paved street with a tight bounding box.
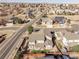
[0,27,19,30]
[0,11,46,59]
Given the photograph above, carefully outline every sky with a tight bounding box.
[0,0,79,3]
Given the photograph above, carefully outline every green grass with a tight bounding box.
[28,26,33,34]
[31,50,50,53]
[14,52,20,59]
[71,45,79,52]
[14,51,22,59]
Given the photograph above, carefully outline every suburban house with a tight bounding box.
[6,19,13,27]
[28,29,55,51]
[56,9,64,14]
[45,39,53,50]
[65,9,79,14]
[46,20,52,28]
[28,30,45,50]
[62,30,79,47]
[52,16,69,28]
[53,16,66,24]
[41,18,53,28]
[44,29,52,40]
[55,30,79,47]
[35,18,53,28]
[35,16,69,28]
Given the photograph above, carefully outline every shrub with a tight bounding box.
[28,26,33,34]
[31,50,50,53]
[42,50,50,53]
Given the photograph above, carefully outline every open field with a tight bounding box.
[48,15,79,21]
[48,15,79,24]
[0,30,15,38]
[0,24,23,28]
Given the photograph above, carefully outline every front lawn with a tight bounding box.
[71,45,79,52]
[31,50,50,53]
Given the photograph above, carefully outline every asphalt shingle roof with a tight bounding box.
[29,30,44,42]
[61,30,79,40]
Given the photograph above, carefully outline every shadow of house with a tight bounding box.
[0,34,6,43]
[0,19,7,26]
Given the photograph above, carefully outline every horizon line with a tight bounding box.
[0,2,79,4]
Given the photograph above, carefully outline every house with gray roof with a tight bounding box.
[36,18,53,28]
[44,29,55,40]
[28,29,55,51]
[35,43,45,50]
[44,29,52,40]
[62,31,79,47]
[56,30,79,47]
[45,40,53,50]
[53,16,66,24]
[28,30,45,50]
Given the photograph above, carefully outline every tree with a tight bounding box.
[67,19,71,24]
[42,50,50,53]
[42,14,47,18]
[0,19,7,26]
[17,18,23,24]
[11,17,23,24]
[28,26,33,34]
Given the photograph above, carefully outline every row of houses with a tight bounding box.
[28,27,79,52]
[27,29,55,51]
[35,16,70,28]
[59,30,79,47]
